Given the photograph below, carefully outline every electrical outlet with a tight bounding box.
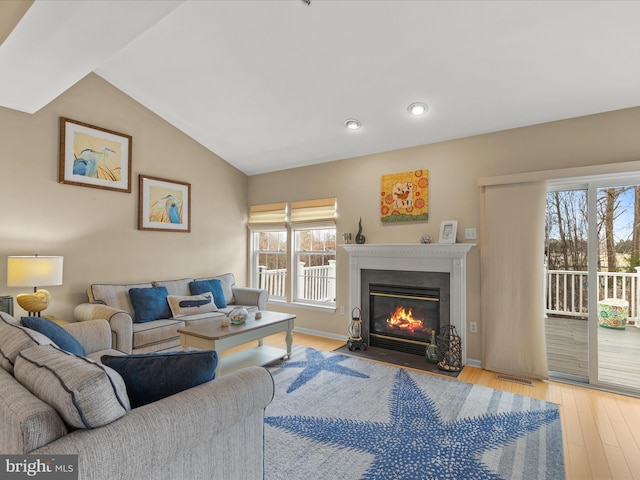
[465,228,477,240]
[339,306,345,315]
[469,322,478,333]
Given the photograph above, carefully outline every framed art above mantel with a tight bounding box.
[380,169,429,223]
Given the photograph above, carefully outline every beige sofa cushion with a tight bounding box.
[196,273,236,305]
[88,282,153,320]
[0,367,68,454]
[14,344,130,429]
[0,312,19,326]
[0,322,54,374]
[132,319,184,350]
[153,278,194,296]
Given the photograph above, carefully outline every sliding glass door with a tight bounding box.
[546,180,640,395]
[594,185,640,392]
[545,189,589,382]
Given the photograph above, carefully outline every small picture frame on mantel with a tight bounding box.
[439,220,458,244]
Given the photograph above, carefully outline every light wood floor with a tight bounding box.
[225,331,640,480]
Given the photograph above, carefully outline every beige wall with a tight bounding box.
[2,40,640,363]
[248,106,640,361]
[3,0,640,364]
[1,74,248,320]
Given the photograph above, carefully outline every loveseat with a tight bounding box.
[74,273,268,354]
[0,312,274,480]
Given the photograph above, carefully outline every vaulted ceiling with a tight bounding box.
[2,1,640,175]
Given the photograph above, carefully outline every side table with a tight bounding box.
[0,295,13,316]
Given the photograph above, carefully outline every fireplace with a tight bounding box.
[343,243,474,364]
[362,270,449,356]
[369,284,441,355]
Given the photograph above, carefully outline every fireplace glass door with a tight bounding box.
[369,283,440,355]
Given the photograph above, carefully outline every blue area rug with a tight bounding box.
[264,348,565,480]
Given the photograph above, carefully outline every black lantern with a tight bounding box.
[347,307,367,351]
[436,325,462,372]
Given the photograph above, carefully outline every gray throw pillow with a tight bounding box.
[0,323,54,373]
[14,344,130,429]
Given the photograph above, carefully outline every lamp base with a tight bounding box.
[16,289,50,316]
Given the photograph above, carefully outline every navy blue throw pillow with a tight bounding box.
[128,286,171,323]
[189,279,227,308]
[101,350,218,408]
[21,316,86,356]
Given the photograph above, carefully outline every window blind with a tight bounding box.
[289,198,336,224]
[248,202,287,226]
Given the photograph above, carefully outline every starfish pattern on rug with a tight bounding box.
[274,349,369,393]
[266,368,560,480]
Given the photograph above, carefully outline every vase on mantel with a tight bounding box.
[355,218,365,244]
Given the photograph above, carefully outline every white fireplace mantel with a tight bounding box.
[342,243,475,363]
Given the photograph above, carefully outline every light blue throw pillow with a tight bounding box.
[128,286,171,323]
[189,279,227,308]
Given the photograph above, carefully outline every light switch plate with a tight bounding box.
[465,228,477,240]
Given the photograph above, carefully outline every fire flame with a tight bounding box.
[387,306,425,333]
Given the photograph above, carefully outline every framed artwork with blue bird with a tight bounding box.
[59,117,132,192]
[139,175,191,232]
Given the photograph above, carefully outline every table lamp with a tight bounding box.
[7,255,64,316]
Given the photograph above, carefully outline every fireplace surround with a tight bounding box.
[343,243,474,364]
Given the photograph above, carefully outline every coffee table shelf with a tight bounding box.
[219,345,290,375]
[177,311,295,376]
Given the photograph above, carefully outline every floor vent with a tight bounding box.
[495,374,535,387]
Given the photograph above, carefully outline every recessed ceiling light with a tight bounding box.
[407,102,428,116]
[344,118,361,130]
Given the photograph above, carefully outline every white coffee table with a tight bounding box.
[177,311,295,376]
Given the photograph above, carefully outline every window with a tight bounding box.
[249,198,336,308]
[254,229,287,300]
[293,227,336,305]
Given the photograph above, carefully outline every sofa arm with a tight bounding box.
[62,319,113,354]
[232,287,269,310]
[0,369,69,454]
[74,304,134,354]
[34,366,275,480]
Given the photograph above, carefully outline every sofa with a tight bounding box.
[74,273,269,354]
[0,312,274,480]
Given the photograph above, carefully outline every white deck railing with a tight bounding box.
[258,266,287,298]
[546,267,640,323]
[258,260,336,303]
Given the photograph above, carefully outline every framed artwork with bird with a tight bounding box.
[59,117,132,192]
[138,175,191,232]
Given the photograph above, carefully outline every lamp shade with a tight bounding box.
[7,256,64,288]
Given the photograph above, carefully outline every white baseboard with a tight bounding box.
[466,358,482,368]
[293,327,348,342]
